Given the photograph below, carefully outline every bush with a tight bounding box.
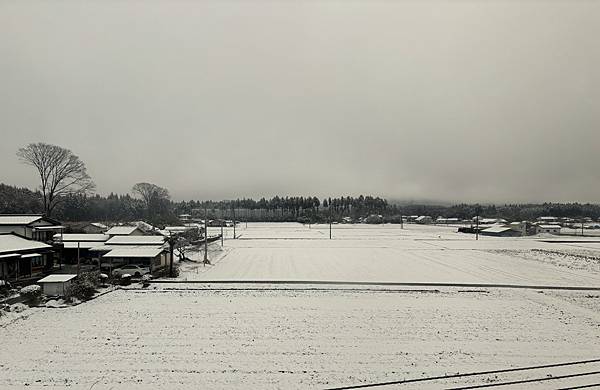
[78,270,101,288]
[20,284,42,306]
[0,280,11,297]
[65,272,99,302]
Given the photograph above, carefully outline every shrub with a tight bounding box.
[78,270,101,288]
[0,280,11,297]
[65,272,99,302]
[20,284,42,306]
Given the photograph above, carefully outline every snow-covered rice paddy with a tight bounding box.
[1,223,600,389]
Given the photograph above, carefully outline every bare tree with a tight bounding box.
[131,182,171,220]
[17,143,95,216]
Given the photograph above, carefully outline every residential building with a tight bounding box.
[480,226,522,237]
[0,214,63,243]
[536,225,562,235]
[415,216,433,224]
[82,223,108,234]
[105,226,144,237]
[52,233,109,264]
[0,233,53,281]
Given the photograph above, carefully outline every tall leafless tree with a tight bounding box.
[17,143,95,216]
[131,182,171,219]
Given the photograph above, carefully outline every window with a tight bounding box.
[30,256,44,268]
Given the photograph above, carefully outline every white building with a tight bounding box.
[37,274,77,296]
[415,216,433,224]
[536,225,562,235]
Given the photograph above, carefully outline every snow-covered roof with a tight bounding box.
[538,225,561,229]
[482,226,512,233]
[33,225,65,231]
[54,234,109,242]
[0,234,52,255]
[21,252,41,258]
[165,226,193,231]
[89,222,108,229]
[480,218,500,224]
[103,246,165,258]
[105,235,166,246]
[105,226,140,236]
[0,215,43,225]
[63,241,104,249]
[37,274,77,283]
[89,244,114,252]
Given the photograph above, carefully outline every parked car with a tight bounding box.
[112,265,150,278]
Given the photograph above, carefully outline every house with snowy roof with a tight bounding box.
[99,235,170,274]
[52,233,110,264]
[0,233,53,281]
[82,222,108,234]
[105,225,144,237]
[0,214,64,243]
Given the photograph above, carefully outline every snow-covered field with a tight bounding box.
[1,223,600,389]
[1,287,600,389]
[187,223,600,286]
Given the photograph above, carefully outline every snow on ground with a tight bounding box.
[0,287,599,389]
[182,223,600,286]
[2,223,600,389]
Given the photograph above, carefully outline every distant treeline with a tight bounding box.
[1,183,599,225]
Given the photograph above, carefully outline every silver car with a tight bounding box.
[112,265,150,278]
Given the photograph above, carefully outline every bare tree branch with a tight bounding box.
[17,142,95,216]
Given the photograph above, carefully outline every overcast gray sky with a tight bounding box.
[1,0,598,203]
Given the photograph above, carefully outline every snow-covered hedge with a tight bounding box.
[20,285,42,305]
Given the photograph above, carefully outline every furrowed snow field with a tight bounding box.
[194,223,600,286]
[1,287,600,389]
[1,223,600,389]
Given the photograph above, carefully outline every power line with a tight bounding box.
[325,358,600,390]
[556,383,600,390]
[448,370,600,390]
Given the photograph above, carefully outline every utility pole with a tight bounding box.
[476,214,479,241]
[204,207,208,265]
[77,241,81,275]
[329,208,332,240]
[221,219,224,246]
[400,215,404,229]
[233,207,236,239]
[168,236,174,277]
[582,220,585,236]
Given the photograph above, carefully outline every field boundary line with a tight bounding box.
[147,279,600,291]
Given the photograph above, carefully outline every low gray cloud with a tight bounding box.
[1,1,598,203]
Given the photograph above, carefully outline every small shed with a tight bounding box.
[37,274,77,296]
